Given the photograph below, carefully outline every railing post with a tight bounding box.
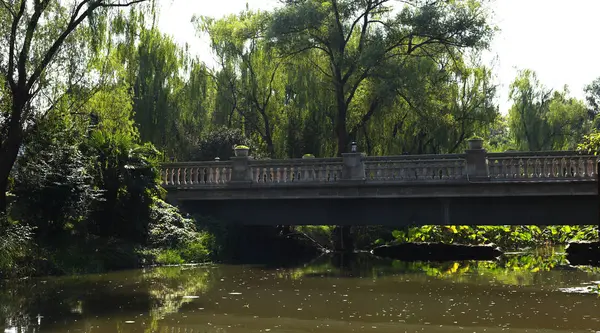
[465,139,489,181]
[341,148,366,181]
[230,156,253,184]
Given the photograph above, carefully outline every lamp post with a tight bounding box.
[351,141,357,153]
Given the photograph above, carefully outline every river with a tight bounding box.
[2,249,600,333]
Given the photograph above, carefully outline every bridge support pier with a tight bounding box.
[332,226,354,253]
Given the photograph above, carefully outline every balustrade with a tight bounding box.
[161,162,232,187]
[365,156,466,181]
[488,153,597,180]
[250,158,343,184]
[160,151,598,188]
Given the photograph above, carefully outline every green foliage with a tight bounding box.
[192,127,251,161]
[296,225,334,249]
[155,250,185,265]
[85,130,162,243]
[179,237,213,263]
[268,0,494,154]
[486,116,515,152]
[151,236,213,265]
[578,131,600,155]
[508,70,590,151]
[148,199,199,248]
[11,113,99,242]
[390,225,598,251]
[0,216,33,278]
[584,77,600,122]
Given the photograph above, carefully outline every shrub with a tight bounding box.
[147,199,198,248]
[191,127,250,161]
[155,250,184,265]
[0,218,34,278]
[179,236,212,263]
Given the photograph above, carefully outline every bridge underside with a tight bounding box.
[176,195,598,227]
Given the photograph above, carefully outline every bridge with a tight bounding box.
[160,146,600,227]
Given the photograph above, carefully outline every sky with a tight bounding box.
[157,0,600,114]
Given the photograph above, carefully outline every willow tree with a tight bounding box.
[268,0,494,155]
[0,0,154,214]
[197,11,287,158]
[371,55,498,155]
[508,70,589,151]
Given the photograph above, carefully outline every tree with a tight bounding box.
[508,70,589,151]
[11,112,98,242]
[362,55,497,155]
[268,0,493,155]
[584,77,600,123]
[0,0,153,214]
[197,11,287,158]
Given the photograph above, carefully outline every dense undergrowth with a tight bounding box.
[297,224,599,252]
[0,199,217,278]
[386,225,599,251]
[0,113,220,279]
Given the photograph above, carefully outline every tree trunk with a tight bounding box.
[335,88,349,156]
[0,98,26,213]
[0,180,7,215]
[263,120,276,159]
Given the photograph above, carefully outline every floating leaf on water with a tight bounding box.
[229,292,242,295]
[183,296,200,299]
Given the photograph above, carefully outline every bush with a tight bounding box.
[0,218,34,278]
[389,225,599,250]
[192,127,250,161]
[147,199,199,248]
[156,250,184,265]
[147,199,215,264]
[180,236,212,263]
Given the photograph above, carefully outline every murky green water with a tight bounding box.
[2,250,600,333]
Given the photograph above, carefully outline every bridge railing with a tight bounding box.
[364,154,466,181]
[488,151,597,181]
[160,150,598,188]
[250,158,343,184]
[161,161,233,187]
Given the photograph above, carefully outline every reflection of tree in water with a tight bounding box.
[0,265,217,332]
[274,249,600,291]
[145,266,214,320]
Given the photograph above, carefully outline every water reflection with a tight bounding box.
[2,249,600,333]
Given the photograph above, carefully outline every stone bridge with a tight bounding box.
[160,148,599,227]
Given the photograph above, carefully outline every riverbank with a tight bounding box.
[3,221,599,279]
[0,222,323,279]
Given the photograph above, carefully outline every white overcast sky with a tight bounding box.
[157,0,600,114]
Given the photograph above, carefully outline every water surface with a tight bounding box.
[2,250,600,333]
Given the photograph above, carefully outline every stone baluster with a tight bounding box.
[176,168,182,185]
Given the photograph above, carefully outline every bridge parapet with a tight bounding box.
[160,150,598,188]
[250,157,343,184]
[487,151,596,180]
[364,154,467,181]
